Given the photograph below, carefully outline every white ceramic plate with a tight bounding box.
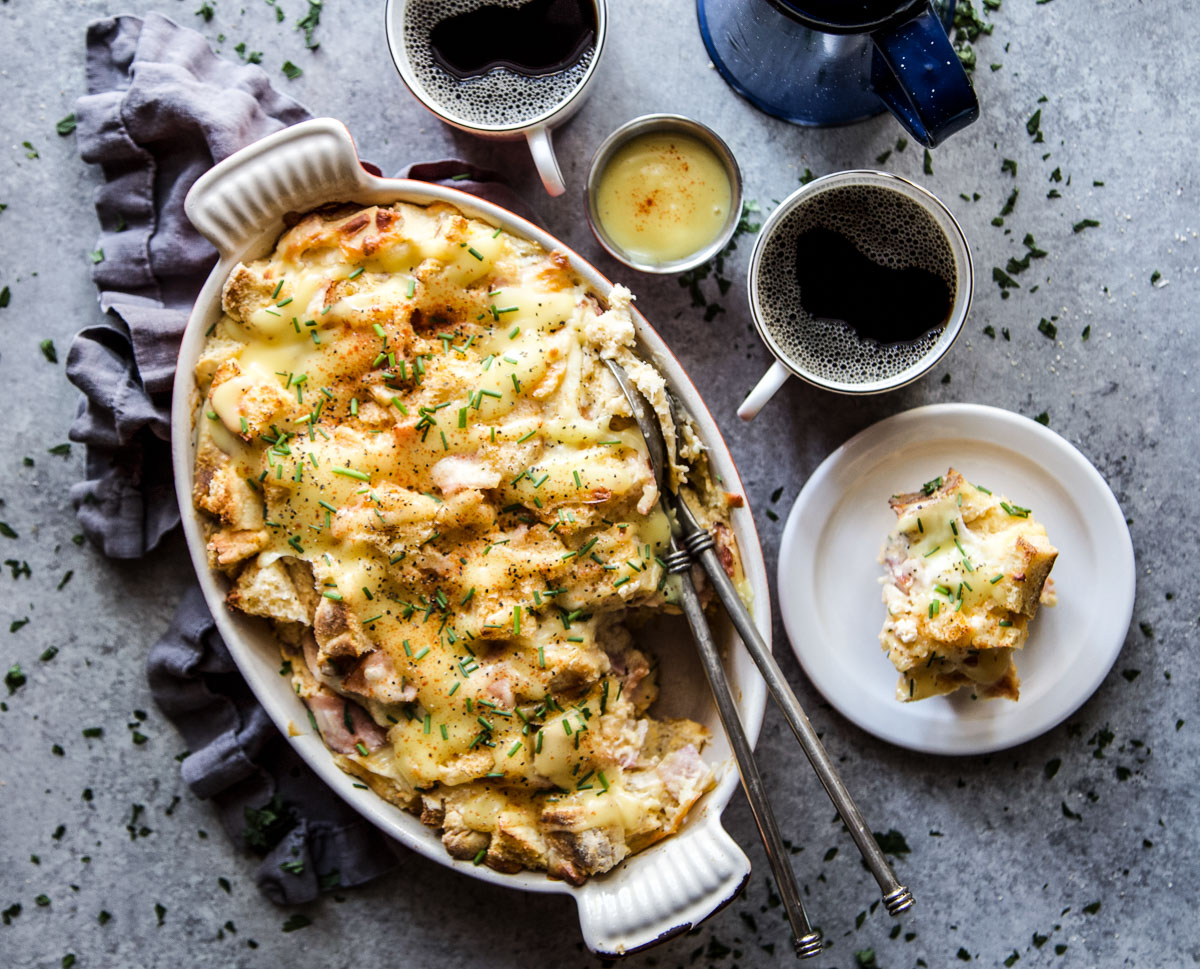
[777,403,1135,755]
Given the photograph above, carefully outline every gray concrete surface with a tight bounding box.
[1,0,1197,966]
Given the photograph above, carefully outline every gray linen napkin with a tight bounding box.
[68,12,539,905]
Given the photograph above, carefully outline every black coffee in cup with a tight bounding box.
[402,0,599,129]
[754,183,959,386]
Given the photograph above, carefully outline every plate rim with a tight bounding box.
[777,402,1136,755]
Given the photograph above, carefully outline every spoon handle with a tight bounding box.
[667,548,824,959]
[678,512,914,917]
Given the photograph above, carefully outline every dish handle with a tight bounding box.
[574,815,750,957]
[185,118,377,258]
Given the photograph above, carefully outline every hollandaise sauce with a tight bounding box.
[594,132,732,266]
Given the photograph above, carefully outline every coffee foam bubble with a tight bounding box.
[756,184,957,385]
[402,0,595,129]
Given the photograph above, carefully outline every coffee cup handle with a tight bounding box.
[737,361,790,421]
[526,125,566,197]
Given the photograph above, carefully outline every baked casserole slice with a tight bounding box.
[192,200,746,883]
[878,468,1057,702]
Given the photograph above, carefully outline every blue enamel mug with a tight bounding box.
[697,0,978,147]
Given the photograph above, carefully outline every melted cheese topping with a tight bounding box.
[878,470,1057,702]
[194,201,727,881]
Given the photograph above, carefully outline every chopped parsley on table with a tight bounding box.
[297,0,322,48]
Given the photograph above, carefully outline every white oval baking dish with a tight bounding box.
[172,118,769,956]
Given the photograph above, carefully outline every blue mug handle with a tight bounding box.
[870,3,979,148]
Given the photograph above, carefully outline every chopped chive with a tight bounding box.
[322,591,343,601]
[999,620,1013,627]
[572,470,582,488]
[923,545,941,557]
[406,278,416,298]
[467,246,484,261]
[516,429,537,444]
[332,467,370,481]
[513,606,521,636]
[974,483,992,494]
[507,741,522,758]
[929,600,940,617]
[492,227,503,238]
[348,266,365,280]
[538,646,545,668]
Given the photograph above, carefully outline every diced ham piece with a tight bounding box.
[305,689,387,755]
[602,717,648,768]
[484,669,516,708]
[430,455,500,495]
[608,647,650,697]
[882,536,915,593]
[342,650,417,704]
[656,744,708,801]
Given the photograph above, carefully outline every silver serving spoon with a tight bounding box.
[608,358,915,928]
[606,359,823,959]
[663,397,915,920]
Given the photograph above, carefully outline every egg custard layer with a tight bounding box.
[878,468,1057,702]
[193,201,742,883]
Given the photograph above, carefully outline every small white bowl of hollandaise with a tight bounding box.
[585,114,743,273]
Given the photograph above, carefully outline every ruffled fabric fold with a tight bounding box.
[70,13,395,905]
[69,11,539,906]
[69,12,309,558]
